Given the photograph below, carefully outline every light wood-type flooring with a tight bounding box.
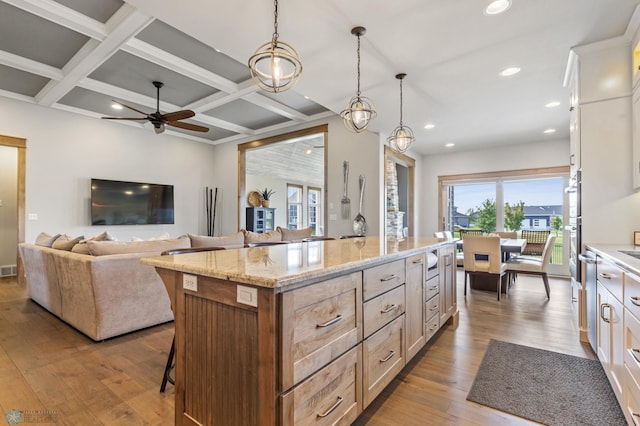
[0,271,595,425]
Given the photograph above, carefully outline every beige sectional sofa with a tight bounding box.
[19,227,312,341]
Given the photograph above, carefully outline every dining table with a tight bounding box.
[456,238,527,292]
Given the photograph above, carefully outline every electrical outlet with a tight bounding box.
[28,213,38,220]
[329,214,337,221]
[237,285,257,307]
[183,274,197,291]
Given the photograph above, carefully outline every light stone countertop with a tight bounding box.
[585,243,640,276]
[140,236,448,289]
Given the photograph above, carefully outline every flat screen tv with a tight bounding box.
[91,178,174,225]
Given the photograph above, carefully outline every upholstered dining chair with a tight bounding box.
[159,246,225,392]
[505,234,556,298]
[462,235,507,300]
[457,229,483,268]
[494,231,517,239]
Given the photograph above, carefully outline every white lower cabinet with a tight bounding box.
[597,279,624,401]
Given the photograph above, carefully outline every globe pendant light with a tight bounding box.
[248,0,302,93]
[340,26,376,133]
[387,73,415,153]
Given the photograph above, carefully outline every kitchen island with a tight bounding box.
[141,236,457,425]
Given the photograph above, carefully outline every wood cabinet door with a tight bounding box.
[439,245,456,324]
[405,254,425,359]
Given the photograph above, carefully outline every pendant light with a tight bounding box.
[387,73,415,153]
[248,0,302,93]
[340,26,376,133]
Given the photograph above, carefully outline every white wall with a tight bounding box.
[418,139,570,238]
[0,97,217,243]
[0,145,18,266]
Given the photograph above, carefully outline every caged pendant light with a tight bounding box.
[248,0,302,93]
[387,73,415,153]
[340,26,376,133]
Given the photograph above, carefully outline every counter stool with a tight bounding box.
[159,246,225,392]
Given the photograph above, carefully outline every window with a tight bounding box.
[308,187,321,235]
[287,184,303,229]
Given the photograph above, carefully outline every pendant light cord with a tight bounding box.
[356,33,361,97]
[399,78,403,126]
[272,0,279,44]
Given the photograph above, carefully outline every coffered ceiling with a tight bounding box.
[1,0,639,155]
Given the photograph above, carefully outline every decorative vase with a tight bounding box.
[262,200,270,208]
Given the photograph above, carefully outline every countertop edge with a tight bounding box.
[584,243,640,276]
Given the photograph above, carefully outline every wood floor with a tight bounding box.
[0,271,595,425]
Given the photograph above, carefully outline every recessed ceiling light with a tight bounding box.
[305,149,312,155]
[543,128,556,134]
[545,101,561,108]
[424,123,435,130]
[484,0,512,15]
[445,143,455,148]
[111,103,123,110]
[499,67,521,77]
[304,95,310,100]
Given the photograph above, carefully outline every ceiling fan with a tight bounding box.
[101,81,209,134]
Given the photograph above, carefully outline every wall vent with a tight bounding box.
[0,265,17,277]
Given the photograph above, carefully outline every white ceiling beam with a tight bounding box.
[122,38,238,94]
[186,79,257,112]
[35,5,153,107]
[241,92,309,121]
[0,49,62,80]
[2,0,107,40]
[0,88,34,103]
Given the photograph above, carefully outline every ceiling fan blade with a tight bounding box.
[162,110,195,122]
[101,116,148,121]
[167,121,209,132]
[111,100,148,116]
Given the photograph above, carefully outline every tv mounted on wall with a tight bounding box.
[91,178,174,225]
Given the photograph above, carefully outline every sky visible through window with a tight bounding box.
[453,178,564,214]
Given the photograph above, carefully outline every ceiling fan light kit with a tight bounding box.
[341,26,377,133]
[101,81,209,134]
[387,73,415,153]
[248,0,302,93]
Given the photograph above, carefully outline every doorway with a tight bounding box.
[384,146,415,239]
[0,135,26,282]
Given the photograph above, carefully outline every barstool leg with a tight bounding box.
[160,335,176,393]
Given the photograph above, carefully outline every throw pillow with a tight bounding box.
[87,237,190,256]
[242,229,282,244]
[52,234,84,251]
[35,232,61,247]
[80,231,116,243]
[277,226,312,242]
[71,243,91,255]
[189,232,245,249]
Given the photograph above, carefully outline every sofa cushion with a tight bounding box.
[87,237,190,256]
[243,229,282,244]
[189,232,245,249]
[277,226,312,242]
[35,232,61,247]
[80,231,116,243]
[52,234,84,251]
[71,243,91,255]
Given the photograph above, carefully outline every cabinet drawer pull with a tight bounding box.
[429,285,438,291]
[381,304,399,314]
[317,396,344,418]
[412,259,424,264]
[631,296,640,307]
[430,304,439,311]
[379,350,396,363]
[380,274,398,282]
[599,273,612,280]
[632,349,640,364]
[316,315,343,328]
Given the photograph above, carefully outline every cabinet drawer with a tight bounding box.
[280,345,361,426]
[426,276,439,301]
[598,258,623,303]
[426,295,439,321]
[363,284,405,338]
[426,313,440,341]
[623,364,640,426]
[363,259,405,301]
[362,315,405,406]
[281,272,362,389]
[625,271,640,321]
[625,308,640,381]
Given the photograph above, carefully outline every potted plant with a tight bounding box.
[260,188,275,207]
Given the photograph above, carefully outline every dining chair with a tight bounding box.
[159,246,225,392]
[494,231,517,239]
[462,235,507,300]
[434,231,445,239]
[520,229,551,256]
[457,229,483,268]
[505,234,556,298]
